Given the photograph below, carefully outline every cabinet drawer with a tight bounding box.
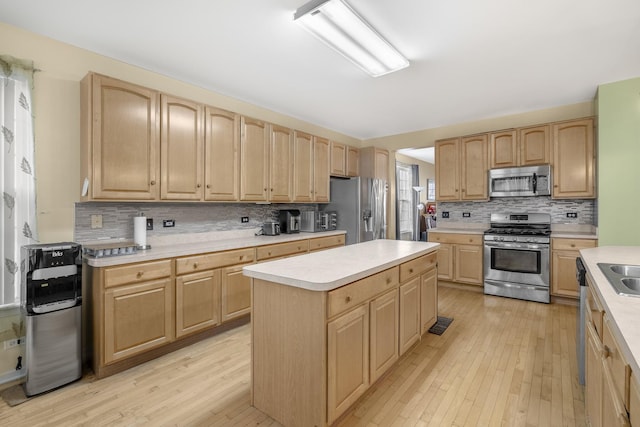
[399,252,437,282]
[176,248,255,275]
[309,235,345,252]
[104,260,172,288]
[552,238,597,251]
[428,233,482,246]
[256,240,309,260]
[604,315,631,410]
[328,267,399,319]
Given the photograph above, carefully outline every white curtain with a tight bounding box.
[1,56,38,307]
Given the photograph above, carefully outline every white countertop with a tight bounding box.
[243,239,439,292]
[580,246,640,378]
[83,230,346,267]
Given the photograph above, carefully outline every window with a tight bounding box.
[395,162,418,241]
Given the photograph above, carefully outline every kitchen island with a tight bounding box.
[243,239,439,427]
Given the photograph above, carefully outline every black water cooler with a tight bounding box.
[21,243,82,396]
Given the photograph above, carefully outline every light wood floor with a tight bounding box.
[0,286,585,426]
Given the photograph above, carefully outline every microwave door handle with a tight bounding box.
[532,173,537,193]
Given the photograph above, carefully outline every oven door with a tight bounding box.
[484,240,549,287]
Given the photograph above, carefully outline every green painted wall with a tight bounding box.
[597,77,640,245]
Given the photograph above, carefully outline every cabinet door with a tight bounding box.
[313,137,330,202]
[90,74,159,200]
[399,277,421,355]
[586,321,603,427]
[435,243,453,281]
[551,250,580,298]
[347,146,359,177]
[221,264,252,322]
[519,125,550,166]
[552,118,595,199]
[327,304,369,425]
[602,358,630,427]
[435,138,460,201]
[370,289,399,383]
[374,148,389,181]
[293,131,314,202]
[104,278,173,364]
[489,130,517,169]
[269,125,293,202]
[420,268,438,334]
[175,270,221,338]
[460,134,488,200]
[455,244,483,285]
[240,117,269,201]
[160,95,203,200]
[331,141,347,176]
[204,107,239,201]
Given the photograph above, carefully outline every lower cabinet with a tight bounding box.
[551,238,597,298]
[175,269,221,338]
[369,289,399,383]
[221,263,252,322]
[399,277,421,355]
[420,268,438,334]
[428,233,483,285]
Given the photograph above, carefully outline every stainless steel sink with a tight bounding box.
[598,263,640,297]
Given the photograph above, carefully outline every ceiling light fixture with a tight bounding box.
[294,0,409,77]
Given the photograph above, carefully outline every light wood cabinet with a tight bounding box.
[221,263,252,322]
[330,141,347,176]
[428,233,483,285]
[269,125,293,202]
[551,238,597,298]
[175,269,220,338]
[630,373,640,426]
[519,125,550,166]
[489,130,517,169]
[552,118,595,199]
[399,277,420,355]
[204,107,240,201]
[369,289,398,383]
[585,282,632,427]
[347,146,359,177]
[293,131,314,202]
[420,268,438,334]
[435,136,488,201]
[81,73,160,200]
[160,94,203,200]
[314,137,330,202]
[240,117,270,201]
[327,303,370,425]
[360,147,389,181]
[308,234,346,252]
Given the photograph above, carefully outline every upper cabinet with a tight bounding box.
[160,95,203,201]
[489,125,549,169]
[360,147,389,181]
[330,141,347,176]
[435,135,488,201]
[240,117,270,202]
[81,73,160,200]
[347,146,360,177]
[293,131,314,202]
[552,118,595,199]
[204,107,240,201]
[268,125,294,202]
[313,137,330,202]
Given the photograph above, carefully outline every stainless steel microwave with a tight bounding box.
[489,165,552,197]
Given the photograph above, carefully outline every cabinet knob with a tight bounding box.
[150,180,156,185]
[570,244,576,248]
[193,262,198,269]
[554,185,559,188]
[409,268,414,273]
[603,345,611,359]
[136,271,144,279]
[386,277,392,284]
[206,184,211,189]
[345,296,352,303]
[196,184,201,188]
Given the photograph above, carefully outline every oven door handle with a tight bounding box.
[484,241,547,250]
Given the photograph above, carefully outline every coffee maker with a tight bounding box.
[278,209,301,234]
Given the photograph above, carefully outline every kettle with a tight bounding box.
[262,221,280,236]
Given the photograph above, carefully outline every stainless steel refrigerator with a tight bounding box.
[321,177,387,245]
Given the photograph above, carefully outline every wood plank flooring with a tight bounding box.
[0,286,585,426]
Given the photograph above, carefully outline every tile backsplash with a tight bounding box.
[437,197,595,225]
[74,202,319,242]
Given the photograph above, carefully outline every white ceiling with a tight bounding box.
[2,0,639,141]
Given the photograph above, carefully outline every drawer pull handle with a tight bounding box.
[409,268,414,273]
[386,277,392,284]
[345,296,352,303]
[603,345,611,359]
[570,244,576,248]
[137,271,144,278]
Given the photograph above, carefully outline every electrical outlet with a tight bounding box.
[146,218,153,230]
[566,212,578,219]
[462,212,471,218]
[442,211,450,218]
[3,338,20,350]
[163,219,175,228]
[91,214,103,229]
[241,216,249,223]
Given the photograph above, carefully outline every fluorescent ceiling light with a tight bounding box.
[294,0,409,77]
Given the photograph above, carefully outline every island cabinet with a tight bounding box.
[585,281,632,427]
[428,232,483,286]
[248,242,438,427]
[551,238,597,298]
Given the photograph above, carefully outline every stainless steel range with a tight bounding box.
[483,213,551,303]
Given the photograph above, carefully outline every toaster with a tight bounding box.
[262,221,280,236]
